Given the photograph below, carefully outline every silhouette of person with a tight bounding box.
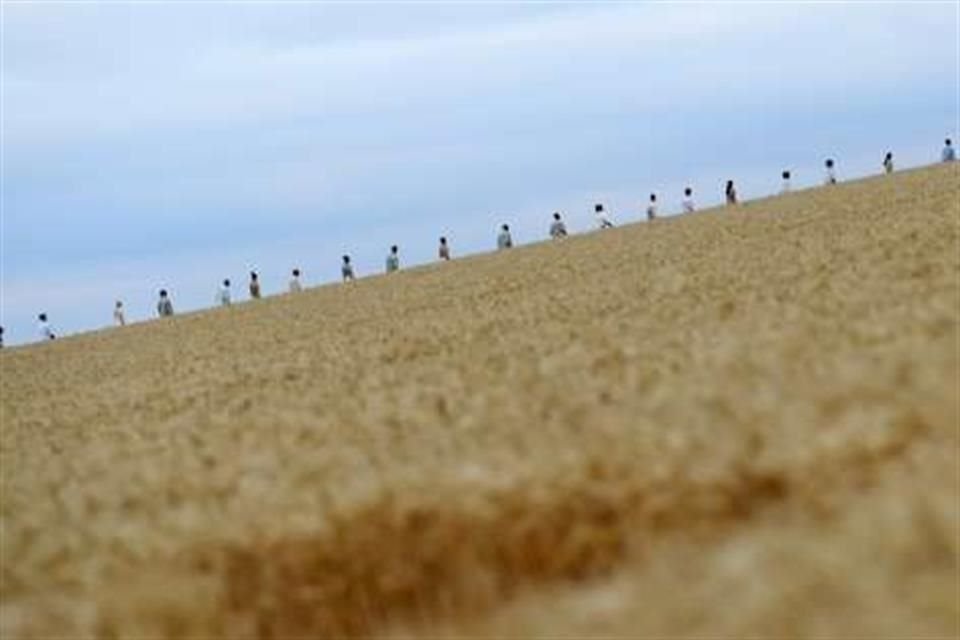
[497,224,513,250]
[549,212,568,239]
[157,290,174,317]
[385,246,400,273]
[342,255,356,282]
[114,300,126,326]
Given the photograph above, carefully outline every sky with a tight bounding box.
[1,1,957,345]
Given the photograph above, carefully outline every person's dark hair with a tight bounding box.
[343,255,350,262]
[782,170,790,179]
[440,236,447,244]
[885,152,893,160]
[946,139,952,146]
[391,245,398,253]
[292,269,300,277]
[38,313,47,321]
[250,271,258,281]
[502,224,509,231]
[826,158,834,168]
[650,193,657,202]
[684,187,692,196]
[553,212,561,220]
[594,204,603,212]
[159,289,167,297]
[726,180,734,191]
[223,279,230,287]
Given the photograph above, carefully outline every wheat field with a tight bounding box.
[1,163,958,638]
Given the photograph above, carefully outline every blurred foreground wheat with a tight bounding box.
[1,164,958,638]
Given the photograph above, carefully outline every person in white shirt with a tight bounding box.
[217,279,232,306]
[113,301,126,326]
[549,212,568,239]
[781,170,792,193]
[682,188,696,213]
[824,159,838,185]
[157,290,174,317]
[289,269,303,293]
[38,313,56,340]
[883,152,894,174]
[646,193,658,221]
[942,139,955,163]
[594,203,614,229]
[438,237,451,261]
[725,180,738,206]
[497,224,513,250]
[342,255,355,282]
[385,246,400,273]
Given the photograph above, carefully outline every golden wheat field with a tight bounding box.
[1,163,958,638]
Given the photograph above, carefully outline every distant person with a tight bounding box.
[157,290,174,317]
[113,300,126,326]
[385,245,400,273]
[549,212,568,239]
[781,170,792,193]
[682,188,696,213]
[342,255,356,282]
[249,271,261,299]
[497,224,513,250]
[646,193,658,220]
[943,139,956,163]
[824,158,838,185]
[0,326,4,348]
[38,313,56,340]
[218,279,232,306]
[883,152,894,174]
[725,180,738,205]
[438,237,451,261]
[594,203,614,229]
[289,268,303,293]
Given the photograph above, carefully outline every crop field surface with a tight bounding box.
[1,163,958,638]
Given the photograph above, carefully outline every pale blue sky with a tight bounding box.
[2,1,957,345]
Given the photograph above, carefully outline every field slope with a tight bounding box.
[2,163,958,638]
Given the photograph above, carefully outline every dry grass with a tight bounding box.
[1,163,958,638]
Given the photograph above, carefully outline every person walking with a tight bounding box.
[342,255,356,282]
[157,290,174,317]
[825,159,838,185]
[249,271,261,299]
[594,203,614,229]
[497,224,513,250]
[113,300,126,326]
[38,313,56,340]
[781,170,792,193]
[438,237,451,261]
[646,193,658,221]
[883,152,894,174]
[942,139,956,163]
[289,269,303,293]
[385,245,400,273]
[217,279,232,306]
[549,212,568,239]
[682,187,696,213]
[725,180,738,205]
